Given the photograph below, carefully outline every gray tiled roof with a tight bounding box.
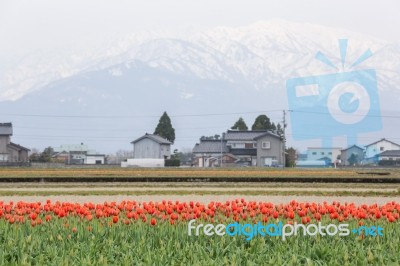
[193,140,228,153]
[225,130,281,141]
[131,133,171,144]
[0,123,12,135]
[379,150,400,157]
[8,142,30,151]
[224,130,268,141]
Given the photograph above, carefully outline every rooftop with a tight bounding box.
[192,140,228,153]
[224,130,270,141]
[365,138,400,148]
[54,144,90,153]
[379,150,400,157]
[131,133,172,145]
[341,145,364,151]
[0,123,13,136]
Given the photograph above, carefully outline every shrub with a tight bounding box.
[165,159,180,167]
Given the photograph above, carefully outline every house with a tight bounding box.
[192,139,237,167]
[341,145,364,166]
[192,130,283,167]
[0,123,30,163]
[377,150,400,162]
[131,133,171,159]
[224,130,266,166]
[306,147,342,164]
[53,143,105,164]
[364,138,400,163]
[254,131,284,167]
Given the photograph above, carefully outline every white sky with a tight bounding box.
[1,0,399,153]
[0,0,399,57]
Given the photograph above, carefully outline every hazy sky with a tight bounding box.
[1,0,399,153]
[1,0,399,57]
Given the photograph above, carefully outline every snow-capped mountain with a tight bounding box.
[1,20,400,152]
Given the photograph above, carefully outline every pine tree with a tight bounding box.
[251,115,272,130]
[154,112,175,143]
[276,123,284,138]
[231,117,248,130]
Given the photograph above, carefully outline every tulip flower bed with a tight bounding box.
[0,199,399,265]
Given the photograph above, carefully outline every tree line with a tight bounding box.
[231,115,283,137]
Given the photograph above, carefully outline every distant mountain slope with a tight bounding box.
[1,20,399,152]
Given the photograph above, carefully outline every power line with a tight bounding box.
[2,109,399,119]
[14,125,229,131]
[292,110,400,118]
[0,110,283,119]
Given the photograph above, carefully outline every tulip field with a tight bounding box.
[0,199,399,265]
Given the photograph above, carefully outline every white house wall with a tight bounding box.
[365,140,400,159]
[85,156,105,165]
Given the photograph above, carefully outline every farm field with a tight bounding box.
[0,199,398,265]
[0,169,399,265]
[0,167,399,179]
[0,182,398,198]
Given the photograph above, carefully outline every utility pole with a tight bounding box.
[220,133,223,168]
[282,110,286,168]
[282,110,291,168]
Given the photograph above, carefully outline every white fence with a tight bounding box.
[121,158,165,168]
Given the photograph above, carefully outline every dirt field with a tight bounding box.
[0,195,398,205]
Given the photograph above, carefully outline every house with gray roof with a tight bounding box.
[225,130,283,166]
[192,130,283,167]
[131,133,171,159]
[192,139,238,167]
[0,123,30,163]
[341,145,364,166]
[378,150,400,161]
[364,138,400,164]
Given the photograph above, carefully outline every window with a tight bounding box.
[380,147,384,151]
[321,152,325,155]
[253,143,257,148]
[328,152,332,155]
[262,141,271,149]
[232,144,236,148]
[312,152,317,155]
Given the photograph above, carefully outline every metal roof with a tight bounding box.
[192,140,228,153]
[0,123,12,135]
[131,133,172,145]
[54,144,90,153]
[341,145,364,151]
[224,130,269,141]
[379,150,400,157]
[8,142,30,151]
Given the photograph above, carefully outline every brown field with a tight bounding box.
[0,167,398,178]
